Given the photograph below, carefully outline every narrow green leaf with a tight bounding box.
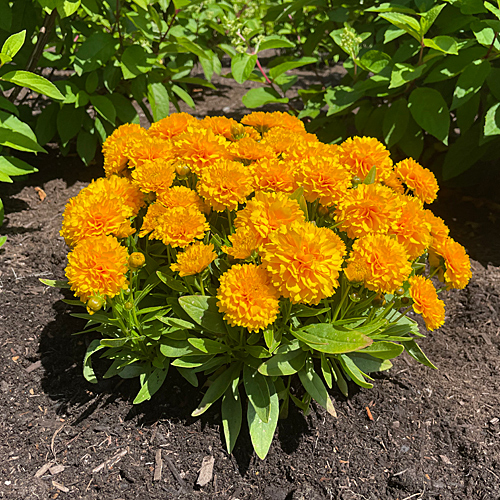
[401,339,437,369]
[176,367,199,387]
[160,339,198,357]
[298,358,337,417]
[338,354,373,388]
[133,364,169,404]
[321,353,333,389]
[243,364,271,423]
[359,341,404,359]
[363,166,377,185]
[0,126,45,153]
[39,278,70,288]
[83,339,105,383]
[330,358,348,397]
[188,338,228,354]
[348,353,393,373]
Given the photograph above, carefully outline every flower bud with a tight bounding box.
[128,252,145,269]
[317,205,329,217]
[87,296,104,313]
[349,292,361,302]
[175,163,190,177]
[401,297,410,305]
[395,287,405,296]
[124,301,134,310]
[372,295,386,307]
[231,124,246,140]
[352,176,362,186]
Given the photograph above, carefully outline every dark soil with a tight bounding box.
[1,77,500,500]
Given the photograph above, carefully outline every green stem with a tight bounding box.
[227,208,234,235]
[332,278,350,322]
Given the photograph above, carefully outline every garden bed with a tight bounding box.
[1,99,500,498]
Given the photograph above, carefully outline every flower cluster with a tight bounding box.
[61,111,471,331]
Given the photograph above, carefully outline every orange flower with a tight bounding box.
[432,237,472,289]
[262,221,346,304]
[241,111,281,133]
[200,116,240,140]
[335,183,403,239]
[253,157,297,193]
[409,275,445,331]
[338,136,393,182]
[131,157,176,195]
[234,191,305,246]
[102,124,149,176]
[148,112,198,140]
[260,127,300,156]
[273,111,307,134]
[217,264,280,332]
[172,127,230,175]
[389,196,432,260]
[230,137,274,163]
[395,158,439,204]
[345,234,411,294]
[295,157,351,206]
[197,159,253,211]
[170,242,217,276]
[127,136,173,169]
[65,234,129,303]
[157,186,207,213]
[423,210,449,248]
[222,227,260,260]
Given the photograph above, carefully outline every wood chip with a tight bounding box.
[440,455,452,465]
[35,461,55,477]
[26,360,42,373]
[366,406,374,421]
[197,455,215,487]
[49,464,65,476]
[34,187,47,202]
[153,449,163,481]
[92,449,128,473]
[52,481,69,493]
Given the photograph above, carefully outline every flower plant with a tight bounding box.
[44,111,472,459]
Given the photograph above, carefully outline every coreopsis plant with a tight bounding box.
[43,112,472,459]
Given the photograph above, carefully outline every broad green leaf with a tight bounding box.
[119,364,147,379]
[160,339,199,357]
[176,367,199,387]
[423,36,458,54]
[241,87,288,108]
[366,3,417,14]
[442,123,483,179]
[188,338,228,354]
[358,50,391,73]
[389,63,427,89]
[73,32,117,75]
[384,27,407,43]
[484,102,500,137]
[244,364,271,423]
[379,12,422,41]
[1,30,25,59]
[472,20,500,49]
[0,156,37,180]
[1,70,64,101]
[39,0,81,17]
[425,46,485,83]
[398,115,424,159]
[90,95,116,124]
[325,86,363,115]
[292,323,372,354]
[222,378,242,453]
[383,98,410,147]
[359,341,404,359]
[85,71,98,94]
[245,345,272,358]
[451,59,491,110]
[57,105,85,145]
[192,362,241,416]
[0,0,12,31]
[108,93,140,124]
[148,81,170,122]
[157,270,187,292]
[348,353,393,373]
[401,339,437,369]
[258,342,307,376]
[456,91,479,134]
[179,295,229,335]
[258,35,295,52]
[247,377,279,459]
[0,95,18,116]
[298,358,337,416]
[0,124,45,153]
[269,57,317,80]
[487,68,500,100]
[77,130,97,166]
[231,53,258,84]
[408,87,450,144]
[133,364,169,404]
[172,354,214,368]
[35,103,58,145]
[176,37,211,61]
[83,339,105,383]
[338,354,373,388]
[363,165,377,185]
[121,45,153,80]
[100,338,129,348]
[420,4,446,35]
[172,85,195,109]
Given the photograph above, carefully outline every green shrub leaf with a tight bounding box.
[179,295,229,335]
[379,12,422,41]
[269,57,317,80]
[83,339,105,384]
[77,130,97,166]
[133,364,169,404]
[298,358,337,416]
[222,379,242,453]
[241,87,288,108]
[231,53,258,84]
[451,59,491,110]
[383,98,409,147]
[90,95,116,124]
[244,364,271,423]
[1,30,25,59]
[423,35,458,54]
[483,102,500,137]
[258,341,307,376]
[338,354,374,388]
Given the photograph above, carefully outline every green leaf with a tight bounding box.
[83,339,105,383]
[231,53,258,84]
[348,353,393,373]
[383,98,410,148]
[420,4,446,35]
[485,0,500,19]
[244,364,271,423]
[222,378,242,453]
[85,71,98,94]
[172,84,195,109]
[401,339,437,369]
[359,341,404,359]
[457,92,479,134]
[247,377,279,460]
[330,358,348,397]
[133,364,169,404]
[160,339,198,357]
[325,86,363,115]
[188,338,228,354]
[179,295,230,335]
[73,32,117,76]
[176,366,199,387]
[338,354,373,388]
[35,103,58,145]
[1,30,25,59]
[363,166,377,185]
[0,95,18,116]
[269,57,317,80]
[442,123,483,179]
[484,102,500,137]
[192,362,241,416]
[379,12,422,41]
[0,120,45,153]
[39,278,70,288]
[320,353,333,389]
[291,304,331,318]
[291,323,373,354]
[120,45,153,80]
[147,82,170,121]
[57,105,85,145]
[425,46,485,83]
[389,63,427,89]
[77,130,97,166]
[39,0,81,17]
[423,35,458,54]
[258,342,307,376]
[398,115,424,159]
[1,70,64,101]
[0,156,37,180]
[258,35,295,52]
[241,87,288,108]
[298,358,337,416]
[358,50,391,73]
[0,0,12,31]
[472,20,500,49]
[408,87,450,144]
[451,59,491,110]
[90,95,116,124]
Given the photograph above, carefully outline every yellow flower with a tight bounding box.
[409,275,445,331]
[127,136,173,169]
[234,191,305,246]
[172,126,230,175]
[217,264,280,332]
[423,209,449,248]
[200,116,240,140]
[273,111,307,134]
[148,112,198,140]
[253,157,297,194]
[142,205,208,248]
[131,157,176,195]
[102,124,149,176]
[432,237,472,289]
[157,185,208,213]
[338,136,393,182]
[345,234,411,294]
[230,137,274,163]
[65,234,129,303]
[61,176,143,247]
[222,227,260,260]
[335,183,403,239]
[171,242,217,276]
[295,157,351,206]
[262,221,346,305]
[395,158,439,204]
[389,196,432,260]
[260,127,301,156]
[197,159,253,211]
